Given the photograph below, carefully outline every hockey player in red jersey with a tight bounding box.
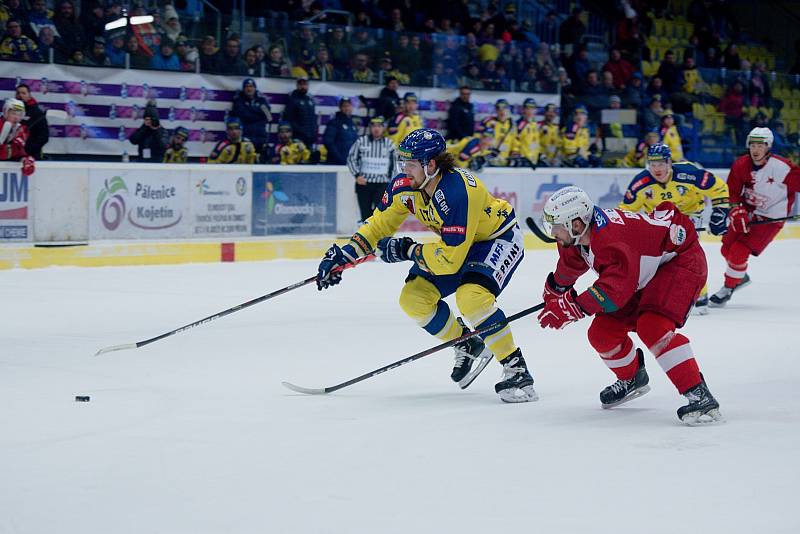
[0,98,35,176]
[536,186,722,424]
[710,127,800,306]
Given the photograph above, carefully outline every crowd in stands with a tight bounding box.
[3,0,800,168]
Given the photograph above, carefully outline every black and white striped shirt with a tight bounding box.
[346,134,396,183]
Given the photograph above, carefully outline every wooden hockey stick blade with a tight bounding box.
[282,381,328,395]
[525,216,556,243]
[94,343,137,356]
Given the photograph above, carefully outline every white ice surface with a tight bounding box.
[1,241,799,534]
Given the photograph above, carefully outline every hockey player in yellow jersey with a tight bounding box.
[510,98,540,166]
[316,128,537,403]
[446,129,495,171]
[163,126,189,163]
[620,131,660,168]
[659,110,684,161]
[538,103,561,166]
[269,122,311,164]
[388,92,424,146]
[208,118,259,164]
[621,143,730,314]
[560,105,600,167]
[480,98,515,166]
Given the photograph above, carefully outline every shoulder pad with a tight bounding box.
[626,171,654,194]
[390,174,413,192]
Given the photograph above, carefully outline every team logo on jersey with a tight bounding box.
[400,194,416,214]
[593,208,609,229]
[645,189,654,200]
[670,224,687,246]
[441,225,465,235]
[677,185,688,195]
[381,191,389,206]
[434,189,450,216]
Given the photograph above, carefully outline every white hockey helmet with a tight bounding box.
[541,186,595,245]
[3,98,25,119]
[746,127,773,148]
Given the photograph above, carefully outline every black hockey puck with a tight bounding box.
[75,396,91,402]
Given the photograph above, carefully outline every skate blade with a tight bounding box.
[601,385,651,409]
[499,384,539,403]
[680,408,724,426]
[691,305,709,316]
[708,299,727,308]
[458,350,494,390]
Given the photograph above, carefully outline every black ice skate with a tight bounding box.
[451,318,494,390]
[600,349,650,408]
[692,294,709,316]
[709,274,751,307]
[495,349,538,403]
[678,377,723,425]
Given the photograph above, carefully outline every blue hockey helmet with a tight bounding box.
[174,126,189,139]
[398,128,446,165]
[647,142,672,162]
[523,97,537,109]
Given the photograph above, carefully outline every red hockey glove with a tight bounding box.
[728,205,749,234]
[542,272,573,303]
[537,289,586,330]
[21,156,35,177]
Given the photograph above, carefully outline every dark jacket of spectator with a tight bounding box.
[446,96,475,140]
[623,74,645,109]
[323,110,359,165]
[656,55,685,94]
[53,0,85,59]
[282,87,317,147]
[129,109,167,162]
[231,82,272,150]
[20,96,48,159]
[559,9,586,48]
[376,84,400,123]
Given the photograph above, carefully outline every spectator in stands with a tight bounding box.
[163,126,189,163]
[602,71,623,99]
[534,42,556,71]
[37,26,64,63]
[378,55,409,84]
[581,70,609,121]
[643,94,664,132]
[79,1,105,42]
[243,47,259,76]
[86,36,110,66]
[266,45,290,77]
[323,98,359,165]
[209,117,258,164]
[0,19,41,61]
[376,76,400,123]
[150,39,180,71]
[388,92,423,146]
[350,28,376,57]
[129,104,166,163]
[351,52,377,83]
[537,11,559,46]
[446,86,475,141]
[659,110,684,161]
[15,84,48,159]
[282,77,317,148]
[269,122,310,165]
[621,131,660,168]
[199,35,221,73]
[646,77,669,105]
[480,60,503,90]
[460,63,483,89]
[537,63,558,93]
[559,7,586,54]
[68,48,87,65]
[175,36,198,71]
[749,62,771,108]
[347,116,395,223]
[623,72,644,109]
[326,26,350,76]
[130,7,161,57]
[53,0,84,59]
[603,48,635,89]
[657,50,685,95]
[0,0,25,29]
[26,0,57,41]
[218,37,246,75]
[720,81,746,145]
[568,46,591,92]
[126,34,151,69]
[721,43,741,70]
[557,66,575,97]
[749,110,769,131]
[105,29,127,67]
[161,5,182,43]
[771,120,790,154]
[231,78,271,154]
[561,105,600,168]
[309,45,335,80]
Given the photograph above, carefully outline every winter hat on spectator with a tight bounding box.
[242,78,256,89]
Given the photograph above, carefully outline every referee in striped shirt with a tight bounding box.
[346,116,397,223]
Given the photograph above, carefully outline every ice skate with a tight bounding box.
[692,294,709,315]
[709,274,751,307]
[451,318,494,389]
[678,378,723,425]
[495,349,538,403]
[600,349,650,408]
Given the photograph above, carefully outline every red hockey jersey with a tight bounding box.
[727,153,800,219]
[552,203,699,315]
[0,117,28,161]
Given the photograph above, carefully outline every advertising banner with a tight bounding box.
[189,170,251,237]
[252,172,337,235]
[0,167,31,241]
[88,168,189,239]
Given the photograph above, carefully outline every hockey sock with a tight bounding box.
[588,314,639,380]
[724,241,750,288]
[637,312,701,393]
[456,283,517,361]
[399,276,461,341]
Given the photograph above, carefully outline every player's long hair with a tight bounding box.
[433,152,457,175]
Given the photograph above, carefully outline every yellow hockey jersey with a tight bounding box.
[480,115,515,164]
[538,120,561,162]
[621,161,729,215]
[163,145,188,163]
[560,122,589,159]
[388,113,424,146]
[209,138,258,164]
[274,139,311,164]
[446,135,492,166]
[659,124,684,161]
[347,168,516,276]
[511,118,540,162]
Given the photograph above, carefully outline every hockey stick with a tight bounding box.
[282,302,546,395]
[95,254,374,356]
[525,216,557,243]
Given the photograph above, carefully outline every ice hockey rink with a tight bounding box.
[1,240,798,534]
